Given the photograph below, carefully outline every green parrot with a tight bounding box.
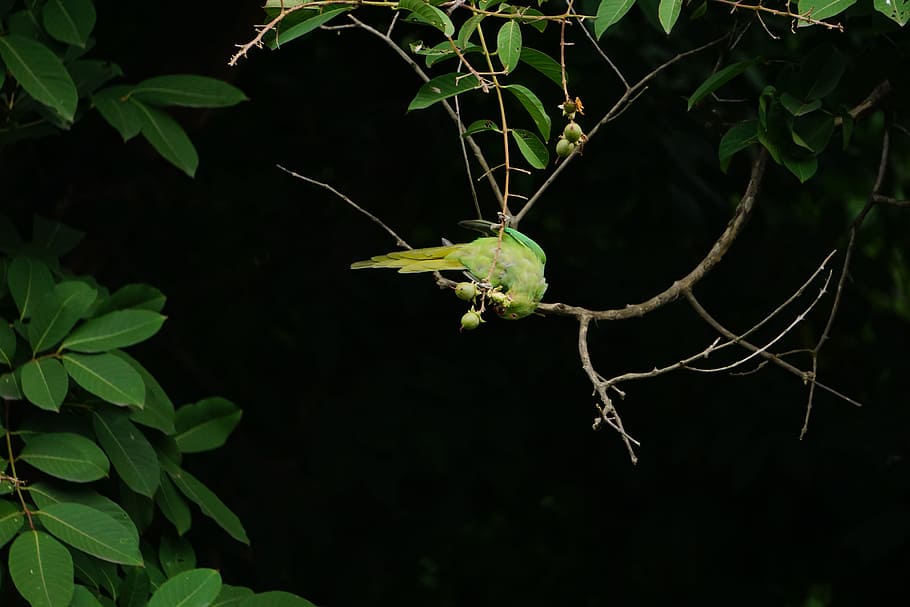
[351,220,548,319]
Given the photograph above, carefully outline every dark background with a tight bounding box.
[3,3,910,606]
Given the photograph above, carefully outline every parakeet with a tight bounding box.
[351,220,547,319]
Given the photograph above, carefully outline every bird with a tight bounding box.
[351,220,547,319]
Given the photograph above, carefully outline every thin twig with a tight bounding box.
[276,165,411,248]
[513,33,729,225]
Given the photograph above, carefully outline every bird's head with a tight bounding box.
[493,292,539,320]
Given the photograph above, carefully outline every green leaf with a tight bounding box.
[8,530,74,607]
[504,84,551,140]
[94,283,166,315]
[658,0,682,33]
[0,500,25,549]
[519,47,563,88]
[270,7,353,47]
[71,584,105,607]
[118,568,150,607]
[62,309,166,353]
[510,128,548,169]
[62,352,145,406]
[718,119,759,172]
[790,112,835,152]
[131,75,248,108]
[112,351,175,434]
[463,119,502,137]
[779,92,822,116]
[457,13,484,47]
[156,473,192,535]
[0,320,17,367]
[783,153,818,182]
[161,458,249,544]
[240,592,317,607]
[796,0,856,23]
[21,358,68,411]
[7,257,54,321]
[28,280,98,354]
[33,216,85,257]
[28,483,139,548]
[398,0,455,35]
[92,408,159,497]
[93,85,144,141]
[19,432,110,482]
[0,35,78,122]
[407,73,482,111]
[130,99,199,177]
[67,60,122,97]
[874,0,910,24]
[496,20,522,73]
[214,585,255,607]
[174,397,242,453]
[148,568,222,607]
[71,551,118,597]
[687,60,757,110]
[595,0,636,37]
[42,0,96,47]
[799,46,845,101]
[0,372,23,400]
[39,502,143,565]
[159,535,196,578]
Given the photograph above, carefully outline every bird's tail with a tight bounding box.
[351,245,466,273]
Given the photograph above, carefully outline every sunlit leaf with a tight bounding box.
[112,351,175,434]
[497,20,522,73]
[156,473,192,535]
[93,283,166,315]
[398,0,455,35]
[595,0,636,37]
[796,0,856,23]
[93,85,144,142]
[658,0,683,33]
[463,119,502,137]
[0,500,24,549]
[873,0,910,24]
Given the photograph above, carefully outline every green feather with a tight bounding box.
[351,227,548,319]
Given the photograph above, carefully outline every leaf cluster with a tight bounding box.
[0,0,247,177]
[0,216,313,606]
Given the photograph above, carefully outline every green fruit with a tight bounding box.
[455,282,477,301]
[555,137,576,158]
[460,310,482,331]
[564,122,583,143]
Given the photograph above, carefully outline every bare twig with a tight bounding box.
[538,147,768,320]
[276,165,411,248]
[513,33,729,225]
[711,0,845,31]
